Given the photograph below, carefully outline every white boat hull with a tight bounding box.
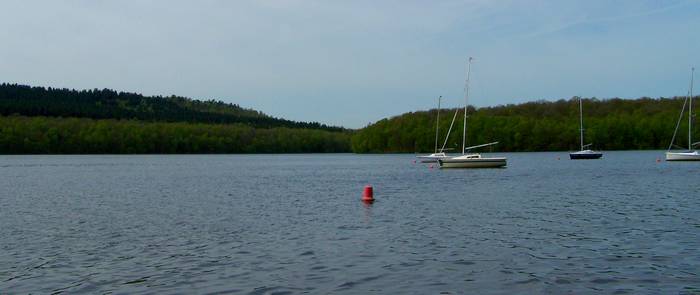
[438,155,507,168]
[665,151,700,161]
[416,153,447,163]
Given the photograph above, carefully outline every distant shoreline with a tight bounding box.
[352,96,696,153]
[0,150,672,156]
[0,115,351,154]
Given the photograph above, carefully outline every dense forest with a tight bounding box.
[0,83,350,154]
[0,116,349,154]
[2,82,696,154]
[0,83,344,131]
[351,96,697,153]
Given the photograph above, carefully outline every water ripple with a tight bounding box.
[1,152,699,293]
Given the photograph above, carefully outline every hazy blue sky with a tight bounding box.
[1,1,699,128]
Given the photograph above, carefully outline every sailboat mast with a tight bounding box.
[690,67,694,151]
[462,57,472,155]
[434,96,442,153]
[579,97,584,151]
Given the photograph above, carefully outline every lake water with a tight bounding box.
[1,152,699,294]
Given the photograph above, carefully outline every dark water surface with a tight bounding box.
[1,152,699,294]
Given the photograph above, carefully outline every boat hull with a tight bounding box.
[416,153,448,163]
[569,152,603,160]
[438,157,507,168]
[665,151,700,161]
[418,158,441,163]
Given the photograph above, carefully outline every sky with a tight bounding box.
[1,0,699,128]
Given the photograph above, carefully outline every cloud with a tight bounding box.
[1,0,699,128]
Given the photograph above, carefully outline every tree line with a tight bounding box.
[2,81,695,154]
[351,97,696,153]
[0,115,350,154]
[0,83,345,131]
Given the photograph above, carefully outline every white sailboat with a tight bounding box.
[439,57,507,168]
[416,96,448,163]
[569,97,603,159]
[666,67,700,161]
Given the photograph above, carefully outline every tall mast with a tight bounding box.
[579,97,584,151]
[462,57,473,155]
[434,96,442,153]
[690,67,695,151]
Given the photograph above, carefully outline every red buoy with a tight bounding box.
[362,185,374,203]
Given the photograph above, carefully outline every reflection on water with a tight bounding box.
[1,152,699,294]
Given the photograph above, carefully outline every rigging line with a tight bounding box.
[440,108,460,152]
[668,93,689,151]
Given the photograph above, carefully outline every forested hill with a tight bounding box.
[351,96,697,153]
[0,83,351,154]
[0,83,343,131]
[3,83,695,154]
